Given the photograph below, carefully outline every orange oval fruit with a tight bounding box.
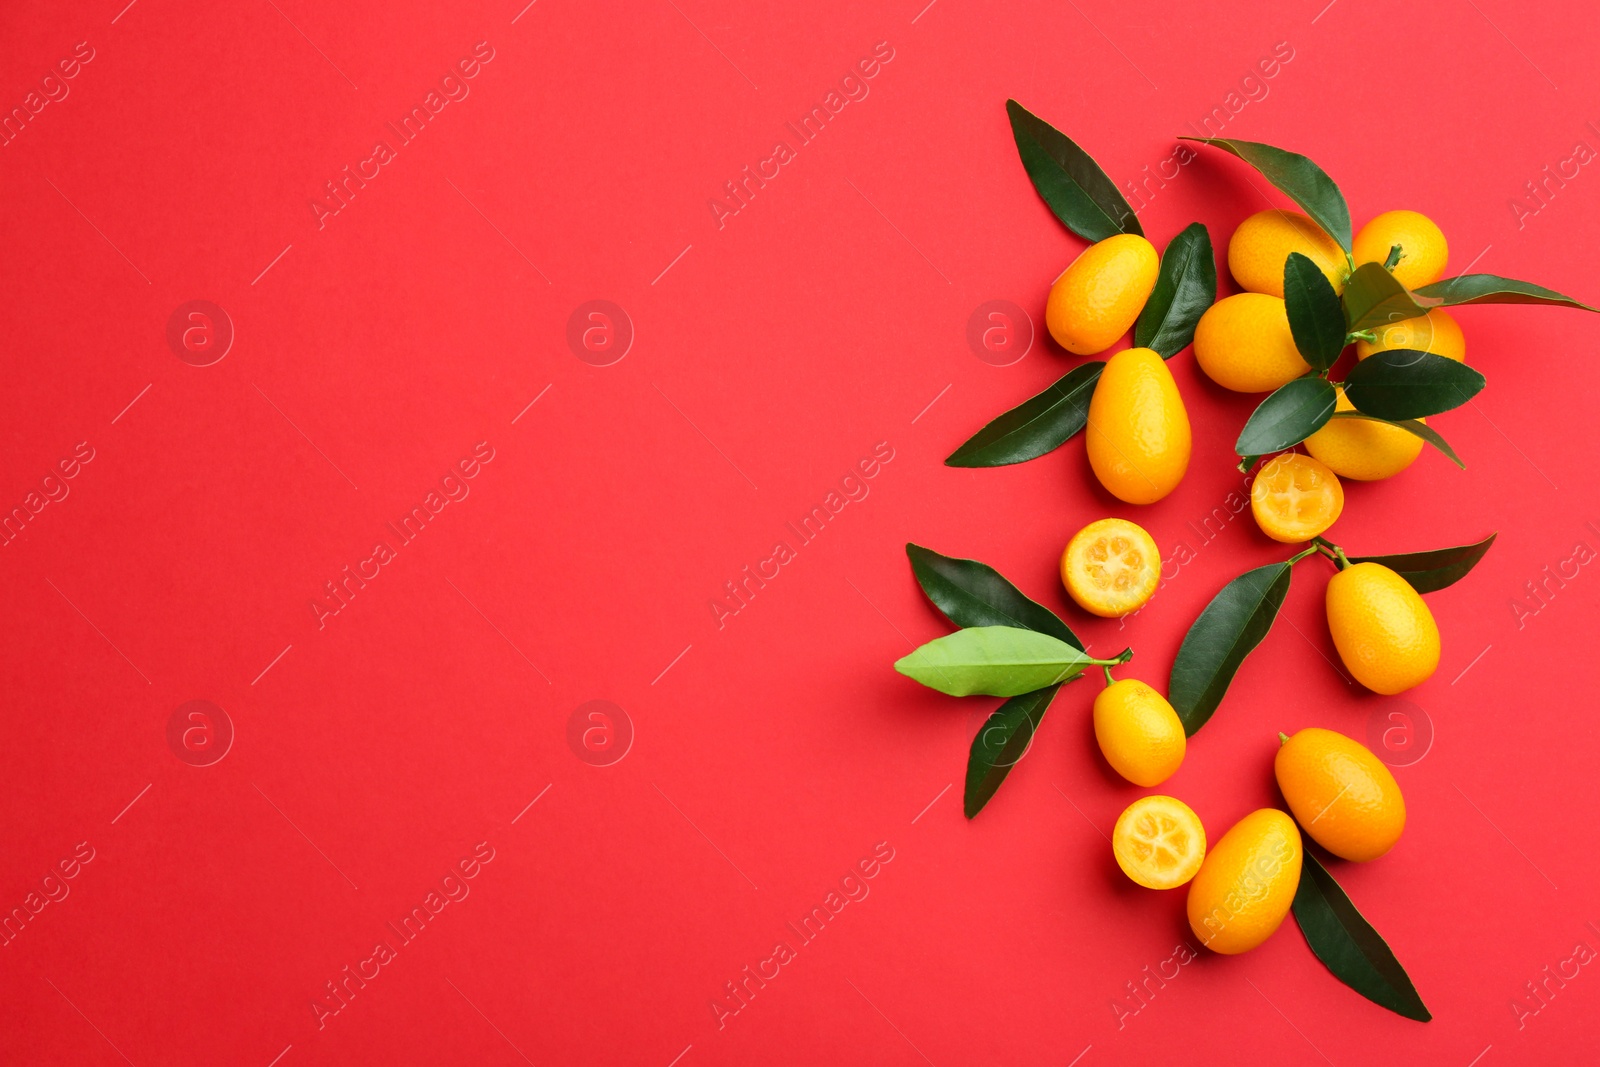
[1095,679,1186,787]
[1186,809,1302,954]
[1045,234,1160,355]
[1325,562,1441,694]
[1275,728,1406,862]
[1085,348,1192,505]
[1228,209,1347,298]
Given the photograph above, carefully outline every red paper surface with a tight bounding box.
[3,1,1598,1063]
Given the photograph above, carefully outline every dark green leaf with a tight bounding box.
[1283,252,1346,370]
[1343,350,1486,420]
[1342,262,1441,332]
[1236,376,1337,456]
[1180,137,1351,250]
[906,544,1082,648]
[1346,531,1496,593]
[895,626,1095,697]
[1293,851,1432,1022]
[1135,222,1217,357]
[1327,412,1464,469]
[945,362,1105,467]
[1415,273,1598,311]
[1169,562,1292,735]
[964,685,1060,818]
[1007,100,1141,241]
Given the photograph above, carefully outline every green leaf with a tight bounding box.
[1345,531,1496,593]
[1342,262,1442,332]
[964,684,1060,818]
[1327,412,1464,469]
[1293,851,1432,1022]
[895,626,1095,697]
[1007,100,1141,241]
[1283,252,1346,370]
[1135,222,1216,357]
[905,544,1082,648]
[945,362,1105,467]
[1342,350,1486,420]
[1415,273,1598,311]
[1168,562,1292,735]
[1180,137,1351,250]
[1236,376,1337,456]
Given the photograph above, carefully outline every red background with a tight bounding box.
[3,0,1598,1063]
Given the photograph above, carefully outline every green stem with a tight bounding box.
[1312,535,1353,570]
[1287,545,1322,565]
[1278,731,1290,746]
[1102,664,1116,687]
[1347,329,1376,343]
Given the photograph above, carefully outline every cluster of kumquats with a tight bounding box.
[894,104,1593,1015]
[1052,208,1438,954]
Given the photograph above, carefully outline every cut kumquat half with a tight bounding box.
[1060,518,1160,618]
[1113,795,1207,890]
[1250,453,1344,543]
